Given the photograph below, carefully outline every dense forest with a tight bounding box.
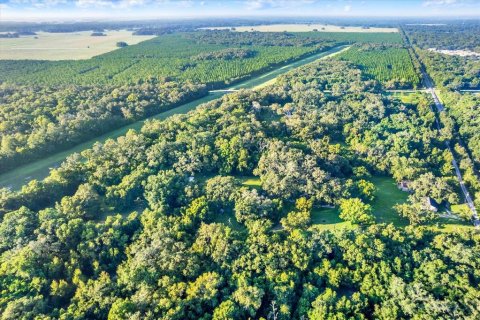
[440,92,480,166]
[0,81,206,173]
[416,49,480,90]
[404,22,480,52]
[437,91,480,210]
[1,59,477,319]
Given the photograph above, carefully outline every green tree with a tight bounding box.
[212,300,241,320]
[57,183,102,220]
[339,198,374,225]
[281,197,312,231]
[233,285,264,318]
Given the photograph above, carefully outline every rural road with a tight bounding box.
[0,45,350,191]
[421,67,479,227]
[402,27,479,227]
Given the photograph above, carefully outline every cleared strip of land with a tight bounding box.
[253,45,351,90]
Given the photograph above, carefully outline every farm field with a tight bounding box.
[0,32,344,174]
[336,45,421,88]
[202,24,398,33]
[0,33,329,85]
[0,30,155,60]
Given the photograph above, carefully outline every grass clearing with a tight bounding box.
[312,176,408,230]
[385,91,424,104]
[210,209,245,232]
[429,217,476,233]
[239,176,262,188]
[0,30,155,60]
[202,24,398,33]
[222,176,473,233]
[369,176,409,226]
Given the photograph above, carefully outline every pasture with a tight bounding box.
[0,30,155,60]
[202,24,398,33]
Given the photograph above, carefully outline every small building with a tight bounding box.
[398,180,412,192]
[421,197,438,212]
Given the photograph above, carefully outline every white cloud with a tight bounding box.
[8,0,68,8]
[75,0,175,9]
[422,0,458,6]
[344,4,351,12]
[245,0,314,11]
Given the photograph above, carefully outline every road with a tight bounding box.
[401,26,479,227]
[421,67,479,227]
[0,45,350,190]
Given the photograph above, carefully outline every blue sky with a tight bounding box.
[0,0,479,21]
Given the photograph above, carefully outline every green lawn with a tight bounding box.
[312,176,408,229]
[385,91,419,104]
[311,207,351,231]
[210,209,245,232]
[218,175,473,233]
[239,176,262,188]
[369,176,409,226]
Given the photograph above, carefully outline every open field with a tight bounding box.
[312,176,409,229]
[0,30,155,60]
[201,24,398,33]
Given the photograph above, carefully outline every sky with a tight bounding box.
[0,0,479,21]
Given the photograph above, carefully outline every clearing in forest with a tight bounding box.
[0,30,155,60]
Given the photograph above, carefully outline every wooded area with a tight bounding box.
[0,59,477,319]
[1,17,479,319]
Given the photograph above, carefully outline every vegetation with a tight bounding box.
[1,20,479,319]
[404,22,480,52]
[440,91,480,166]
[437,91,480,210]
[0,81,206,173]
[336,44,421,89]
[416,49,480,90]
[404,23,480,90]
[0,31,343,172]
[0,32,334,86]
[192,48,256,61]
[0,58,478,319]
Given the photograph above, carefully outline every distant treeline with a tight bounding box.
[404,22,480,52]
[0,31,36,38]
